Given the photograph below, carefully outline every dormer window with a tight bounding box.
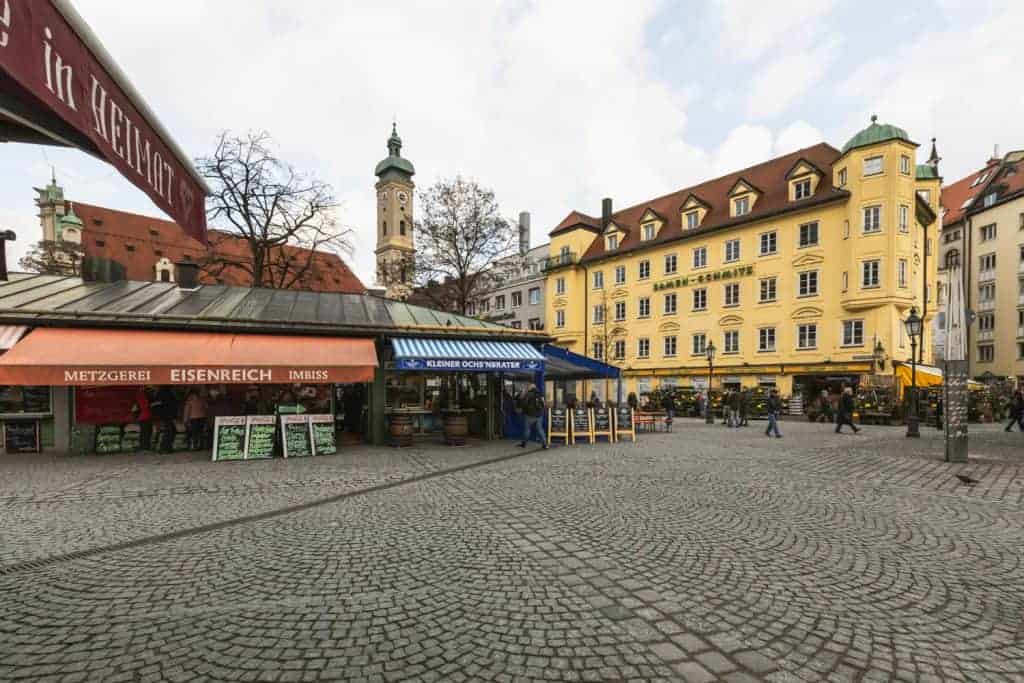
[794,178,812,200]
[606,234,618,250]
[984,192,997,208]
[838,168,847,186]
[686,211,700,229]
[733,196,750,216]
[642,223,655,240]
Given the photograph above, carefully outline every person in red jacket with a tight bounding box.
[131,387,153,451]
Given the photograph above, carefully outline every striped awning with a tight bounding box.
[0,325,28,350]
[392,337,544,373]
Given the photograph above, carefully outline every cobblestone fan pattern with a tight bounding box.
[1,422,1023,682]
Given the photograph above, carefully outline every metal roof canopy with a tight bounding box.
[541,344,620,381]
[0,273,550,342]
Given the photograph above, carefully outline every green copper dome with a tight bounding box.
[60,205,83,227]
[841,115,913,154]
[374,122,415,178]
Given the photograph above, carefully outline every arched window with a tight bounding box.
[400,220,406,236]
[160,270,171,282]
[945,249,960,269]
[383,221,388,235]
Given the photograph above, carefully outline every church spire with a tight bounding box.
[927,137,941,169]
[387,121,402,157]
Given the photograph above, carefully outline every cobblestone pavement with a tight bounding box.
[1,421,1022,682]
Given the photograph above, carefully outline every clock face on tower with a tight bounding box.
[397,191,408,203]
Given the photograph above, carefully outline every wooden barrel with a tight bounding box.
[443,414,468,446]
[388,414,413,447]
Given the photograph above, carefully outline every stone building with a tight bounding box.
[468,213,547,331]
[374,123,416,300]
[545,117,941,401]
[938,146,1024,381]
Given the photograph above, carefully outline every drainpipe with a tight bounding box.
[920,219,928,364]
[583,262,589,403]
[964,216,972,364]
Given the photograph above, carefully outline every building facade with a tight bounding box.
[32,176,365,292]
[938,148,1024,381]
[468,213,547,331]
[545,118,941,401]
[374,123,416,300]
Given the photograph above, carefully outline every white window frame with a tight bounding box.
[664,336,677,358]
[900,155,911,175]
[555,309,565,328]
[614,300,626,321]
[592,341,604,360]
[693,246,707,269]
[724,239,740,263]
[555,277,565,295]
[798,270,819,297]
[898,259,907,288]
[838,167,847,187]
[613,340,626,360]
[615,265,626,285]
[723,330,739,354]
[864,155,883,176]
[664,293,678,315]
[734,195,750,216]
[691,333,706,356]
[637,337,650,358]
[692,288,707,311]
[797,323,817,350]
[638,260,650,280]
[664,254,678,274]
[863,205,882,233]
[861,260,880,288]
[638,297,651,318]
[528,287,541,305]
[724,282,739,307]
[758,327,776,352]
[593,271,604,289]
[842,319,864,346]
[686,211,700,230]
[798,221,819,248]
[642,223,656,241]
[606,234,618,250]
[794,178,812,200]
[899,204,909,233]
[495,295,506,311]
[759,231,777,255]
[511,291,522,308]
[593,305,604,324]
[759,277,777,303]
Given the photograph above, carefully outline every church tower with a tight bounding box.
[374,123,415,300]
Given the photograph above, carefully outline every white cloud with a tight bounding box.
[712,124,773,176]
[774,121,825,156]
[836,3,1024,181]
[710,0,838,63]
[745,39,839,119]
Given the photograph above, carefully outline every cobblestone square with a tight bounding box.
[1,420,1022,682]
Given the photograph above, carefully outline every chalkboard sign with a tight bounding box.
[571,408,593,444]
[548,408,569,445]
[309,414,336,455]
[593,408,613,442]
[95,424,123,454]
[4,420,39,453]
[615,406,636,442]
[281,415,312,458]
[245,416,276,460]
[212,416,247,462]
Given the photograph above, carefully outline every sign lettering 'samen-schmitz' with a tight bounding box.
[0,1,206,241]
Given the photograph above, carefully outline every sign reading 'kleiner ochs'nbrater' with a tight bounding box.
[396,358,543,372]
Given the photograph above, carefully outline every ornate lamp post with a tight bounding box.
[705,342,716,424]
[904,307,923,438]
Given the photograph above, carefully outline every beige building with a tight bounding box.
[938,148,1024,381]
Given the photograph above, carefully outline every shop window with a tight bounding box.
[0,387,52,416]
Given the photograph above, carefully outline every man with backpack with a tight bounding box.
[517,386,548,449]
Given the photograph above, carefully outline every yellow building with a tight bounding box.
[545,117,941,402]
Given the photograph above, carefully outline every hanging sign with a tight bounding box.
[244,415,276,460]
[548,407,569,445]
[308,414,336,455]
[211,416,246,462]
[592,407,613,443]
[571,407,593,444]
[0,1,208,241]
[280,414,312,458]
[614,406,636,442]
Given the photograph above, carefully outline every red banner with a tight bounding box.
[74,385,137,424]
[0,0,207,242]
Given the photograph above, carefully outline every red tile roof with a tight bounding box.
[69,202,365,293]
[940,160,1001,227]
[550,210,600,236]
[567,143,847,264]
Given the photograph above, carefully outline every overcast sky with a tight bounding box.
[2,0,1022,283]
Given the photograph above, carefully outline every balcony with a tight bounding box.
[978,269,997,283]
[541,252,578,272]
[978,299,996,311]
[978,329,994,342]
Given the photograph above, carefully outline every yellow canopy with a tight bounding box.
[894,363,985,398]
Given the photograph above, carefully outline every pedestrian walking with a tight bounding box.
[935,396,943,431]
[765,389,782,438]
[739,390,749,426]
[1004,389,1024,432]
[131,386,153,451]
[835,386,860,434]
[728,390,741,427]
[517,386,548,449]
[661,392,674,424]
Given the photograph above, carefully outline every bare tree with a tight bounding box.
[412,176,518,314]
[195,131,352,290]
[19,239,84,276]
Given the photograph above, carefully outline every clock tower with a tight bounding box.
[374,123,416,300]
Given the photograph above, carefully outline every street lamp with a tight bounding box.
[904,306,923,438]
[705,341,716,424]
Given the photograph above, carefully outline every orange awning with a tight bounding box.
[0,328,377,385]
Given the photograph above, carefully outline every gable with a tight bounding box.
[785,158,825,180]
[718,314,743,327]
[727,178,761,198]
[792,253,825,268]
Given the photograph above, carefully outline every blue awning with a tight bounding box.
[542,344,620,380]
[391,337,544,373]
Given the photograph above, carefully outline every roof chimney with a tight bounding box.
[994,143,1001,161]
[175,262,200,290]
[518,212,531,255]
[0,230,15,282]
[601,198,613,229]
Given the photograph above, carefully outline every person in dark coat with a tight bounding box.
[835,386,860,434]
[517,386,548,449]
[1004,390,1024,432]
[765,390,782,438]
[728,390,741,427]
[739,390,750,426]
[150,386,179,453]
